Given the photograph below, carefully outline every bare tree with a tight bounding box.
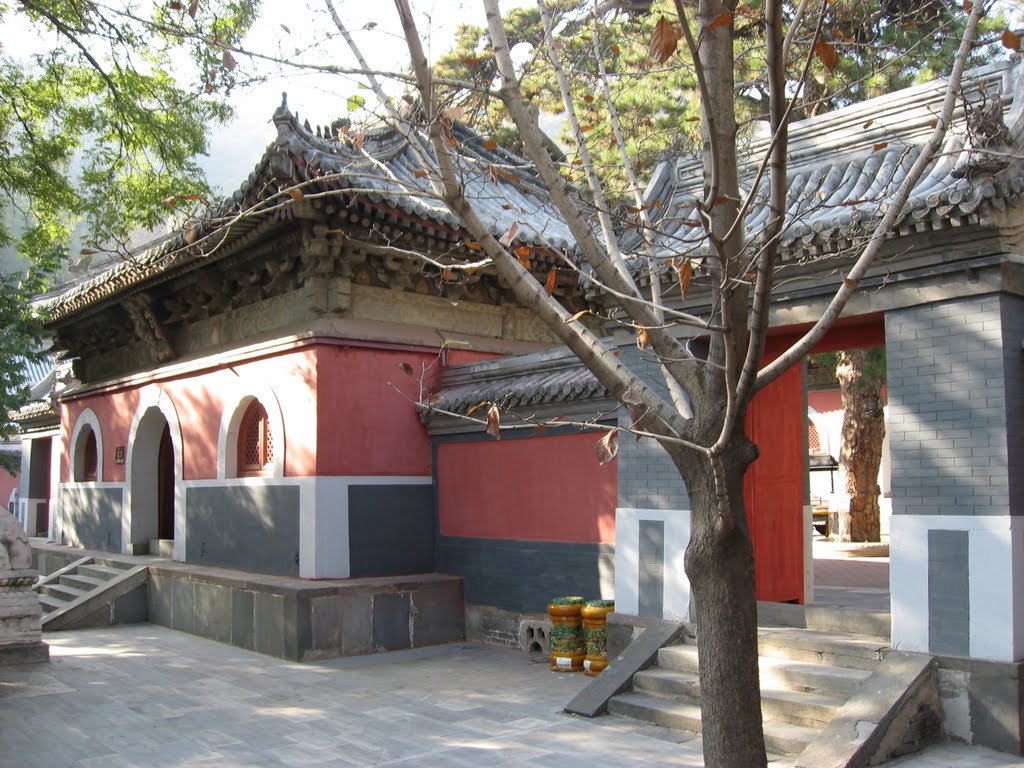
[379,1,990,765]
[67,0,1001,764]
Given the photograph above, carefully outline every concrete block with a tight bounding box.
[310,595,344,653]
[170,575,195,635]
[194,581,231,644]
[231,589,255,651]
[254,592,285,658]
[148,573,172,628]
[968,668,1024,753]
[341,593,372,656]
[372,592,411,652]
[411,583,464,648]
[112,583,148,624]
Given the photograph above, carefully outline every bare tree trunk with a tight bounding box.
[678,441,767,768]
[836,349,884,542]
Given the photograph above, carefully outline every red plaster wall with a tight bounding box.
[60,347,319,482]
[437,433,617,544]
[809,389,843,413]
[0,468,19,511]
[62,389,141,483]
[314,345,438,476]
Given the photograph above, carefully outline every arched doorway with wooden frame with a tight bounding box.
[125,389,184,558]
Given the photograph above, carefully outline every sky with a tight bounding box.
[0,0,533,268]
[200,0,534,194]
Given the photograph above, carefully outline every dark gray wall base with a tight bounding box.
[60,486,123,553]
[438,536,614,614]
[348,485,434,577]
[186,485,300,577]
[464,603,549,649]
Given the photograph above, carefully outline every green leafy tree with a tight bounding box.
[0,0,257,447]
[434,0,1005,203]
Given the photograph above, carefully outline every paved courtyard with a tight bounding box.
[1,625,1022,767]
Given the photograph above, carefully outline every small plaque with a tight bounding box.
[114,446,126,465]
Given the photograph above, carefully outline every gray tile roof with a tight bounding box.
[426,345,608,419]
[42,100,576,322]
[638,60,1024,265]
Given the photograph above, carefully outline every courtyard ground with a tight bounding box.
[1,624,1020,767]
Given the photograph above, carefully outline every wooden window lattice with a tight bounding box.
[238,401,273,476]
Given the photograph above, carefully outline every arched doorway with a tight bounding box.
[128,406,178,557]
[158,423,174,543]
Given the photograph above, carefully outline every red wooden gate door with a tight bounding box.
[744,359,805,603]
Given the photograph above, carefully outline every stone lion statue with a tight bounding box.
[0,509,32,571]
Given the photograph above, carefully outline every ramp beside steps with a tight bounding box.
[33,557,149,631]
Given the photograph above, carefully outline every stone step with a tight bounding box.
[608,691,819,756]
[760,657,873,697]
[78,564,128,581]
[37,592,69,613]
[657,644,874,697]
[757,627,889,670]
[58,573,106,592]
[633,668,845,729]
[38,582,86,601]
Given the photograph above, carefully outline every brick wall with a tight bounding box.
[886,295,1012,517]
[1000,295,1023,517]
[615,347,690,510]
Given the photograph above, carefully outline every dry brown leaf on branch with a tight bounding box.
[707,12,733,32]
[287,188,304,201]
[595,429,620,465]
[485,404,501,439]
[636,327,651,349]
[222,50,237,71]
[649,16,681,64]
[1003,29,1021,52]
[564,309,592,324]
[397,362,415,377]
[678,259,694,299]
[545,268,557,295]
[813,38,839,71]
[622,389,646,432]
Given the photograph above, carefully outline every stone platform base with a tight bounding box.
[32,542,465,662]
[0,641,49,666]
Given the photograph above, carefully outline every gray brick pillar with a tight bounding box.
[887,293,1023,661]
[614,346,692,620]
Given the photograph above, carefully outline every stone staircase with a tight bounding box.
[33,557,149,630]
[607,623,889,759]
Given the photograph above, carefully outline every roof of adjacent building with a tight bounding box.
[428,61,1024,419]
[638,59,1024,264]
[424,345,612,431]
[42,98,577,322]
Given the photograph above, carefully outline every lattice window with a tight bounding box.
[237,401,273,476]
[82,430,98,482]
[808,422,822,453]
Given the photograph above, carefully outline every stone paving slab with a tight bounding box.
[0,625,1019,767]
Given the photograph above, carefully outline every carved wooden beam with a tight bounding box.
[124,293,175,364]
